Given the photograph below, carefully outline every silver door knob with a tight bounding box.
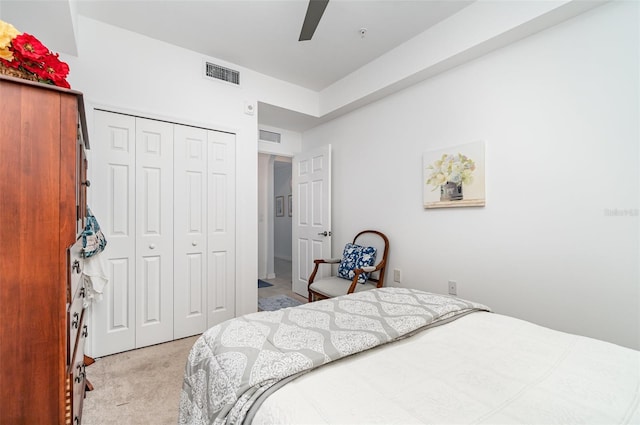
[192,241,198,246]
[149,244,156,249]
[317,231,330,237]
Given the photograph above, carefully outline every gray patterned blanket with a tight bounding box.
[178,287,490,425]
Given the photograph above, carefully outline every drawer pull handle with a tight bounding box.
[72,312,79,329]
[192,241,198,246]
[82,325,88,338]
[149,244,156,249]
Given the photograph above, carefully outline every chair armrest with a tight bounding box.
[308,258,341,287]
[354,263,381,274]
[348,263,384,294]
[314,258,341,264]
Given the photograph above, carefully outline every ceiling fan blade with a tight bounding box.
[299,0,329,41]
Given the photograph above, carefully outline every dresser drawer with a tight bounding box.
[68,240,84,302]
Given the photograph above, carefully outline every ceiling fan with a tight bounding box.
[299,0,329,41]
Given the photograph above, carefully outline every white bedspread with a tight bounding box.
[252,312,640,425]
[180,288,489,424]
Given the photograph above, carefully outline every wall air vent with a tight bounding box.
[259,129,281,143]
[204,61,240,85]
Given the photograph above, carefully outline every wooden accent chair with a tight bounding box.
[308,230,390,302]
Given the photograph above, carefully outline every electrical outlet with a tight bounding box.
[393,269,401,283]
[448,280,457,295]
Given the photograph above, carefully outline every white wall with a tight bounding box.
[274,161,293,261]
[59,16,315,316]
[302,1,639,349]
[258,125,302,155]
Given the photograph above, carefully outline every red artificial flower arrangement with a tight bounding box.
[0,20,70,89]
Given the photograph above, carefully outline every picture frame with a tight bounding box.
[275,196,284,217]
[288,194,292,217]
[423,141,486,209]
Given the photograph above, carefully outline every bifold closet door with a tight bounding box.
[174,128,236,336]
[134,118,174,348]
[90,112,174,355]
[174,126,208,338]
[89,110,235,357]
[90,111,137,357]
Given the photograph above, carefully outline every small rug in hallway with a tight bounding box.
[258,295,303,311]
[258,279,273,288]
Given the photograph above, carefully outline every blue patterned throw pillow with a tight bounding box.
[337,243,377,283]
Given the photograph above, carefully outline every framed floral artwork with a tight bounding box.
[423,141,485,209]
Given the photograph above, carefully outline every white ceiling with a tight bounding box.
[76,0,473,92]
[2,0,601,131]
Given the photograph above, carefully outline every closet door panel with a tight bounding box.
[174,125,208,338]
[207,131,236,328]
[135,118,174,348]
[89,111,137,357]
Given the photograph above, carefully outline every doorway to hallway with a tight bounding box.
[258,154,305,306]
[257,258,306,307]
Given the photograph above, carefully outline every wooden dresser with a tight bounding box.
[0,75,90,424]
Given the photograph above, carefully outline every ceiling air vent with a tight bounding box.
[204,61,240,85]
[259,129,281,144]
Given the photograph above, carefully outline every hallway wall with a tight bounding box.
[274,161,292,262]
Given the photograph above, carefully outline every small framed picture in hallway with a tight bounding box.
[276,196,284,217]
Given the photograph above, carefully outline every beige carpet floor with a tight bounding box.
[82,335,199,425]
[83,259,303,424]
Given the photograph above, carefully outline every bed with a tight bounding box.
[179,287,640,425]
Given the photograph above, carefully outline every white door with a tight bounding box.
[207,130,236,327]
[292,145,332,297]
[135,118,174,348]
[174,125,208,338]
[90,110,137,357]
